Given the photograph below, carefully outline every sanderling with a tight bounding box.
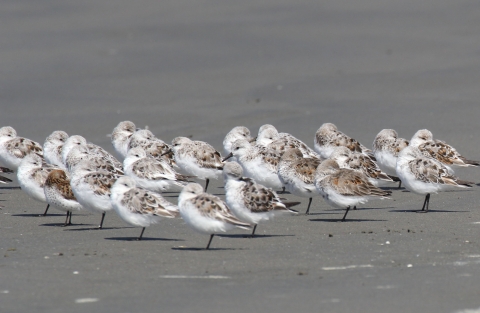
[128,129,174,166]
[0,166,13,184]
[70,160,121,228]
[372,129,409,187]
[410,129,479,169]
[223,126,255,156]
[223,139,284,191]
[277,149,321,214]
[396,146,474,213]
[111,121,136,160]
[178,183,251,249]
[314,123,373,159]
[0,126,43,170]
[256,124,320,159]
[65,145,124,175]
[44,169,84,226]
[223,162,298,236]
[330,147,399,187]
[62,135,123,173]
[111,176,179,240]
[170,137,224,192]
[43,131,69,170]
[315,159,391,221]
[124,147,192,192]
[17,154,60,216]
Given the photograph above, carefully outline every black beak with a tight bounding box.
[222,152,234,162]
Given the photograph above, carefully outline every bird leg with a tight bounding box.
[98,212,106,229]
[250,224,258,237]
[206,234,215,249]
[205,179,210,192]
[305,198,313,215]
[137,227,146,241]
[62,211,71,227]
[341,206,352,221]
[418,194,430,213]
[398,181,402,189]
[42,204,50,216]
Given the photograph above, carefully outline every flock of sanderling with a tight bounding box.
[0,122,477,249]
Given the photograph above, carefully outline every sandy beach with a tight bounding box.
[1,0,480,312]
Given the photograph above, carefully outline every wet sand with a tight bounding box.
[1,0,480,312]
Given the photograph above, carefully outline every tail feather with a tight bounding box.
[0,167,13,174]
[283,201,301,208]
[0,175,12,184]
[455,179,475,187]
[388,175,401,182]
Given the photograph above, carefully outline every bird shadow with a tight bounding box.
[104,237,183,242]
[304,212,338,216]
[39,223,91,227]
[63,226,132,231]
[171,247,237,251]
[355,206,396,211]
[309,218,388,222]
[217,234,295,239]
[389,209,469,213]
[0,186,21,190]
[11,213,64,217]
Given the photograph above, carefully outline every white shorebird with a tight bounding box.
[170,137,224,192]
[396,146,474,213]
[0,166,13,184]
[372,129,409,187]
[128,129,174,166]
[44,169,84,226]
[223,126,255,156]
[70,160,121,228]
[330,147,399,187]
[224,162,298,236]
[223,139,284,191]
[314,123,373,159]
[43,130,69,170]
[410,129,479,170]
[17,154,60,216]
[256,124,320,159]
[111,121,137,160]
[111,176,179,240]
[0,126,43,170]
[124,147,192,192]
[315,159,391,221]
[178,183,251,249]
[65,145,124,175]
[277,149,321,214]
[62,135,123,173]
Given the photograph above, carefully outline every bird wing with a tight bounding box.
[192,193,249,226]
[6,138,43,159]
[122,188,178,217]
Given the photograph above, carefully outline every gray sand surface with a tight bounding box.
[1,1,480,312]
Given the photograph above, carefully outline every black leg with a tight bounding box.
[205,179,210,192]
[98,212,106,229]
[63,211,70,227]
[67,212,72,225]
[418,194,430,213]
[206,234,214,249]
[42,204,50,216]
[251,224,258,237]
[280,187,285,194]
[137,227,146,241]
[305,198,313,215]
[341,206,351,221]
[398,181,402,189]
